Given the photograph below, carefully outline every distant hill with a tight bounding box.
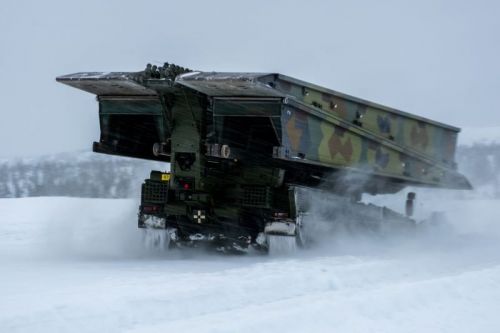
[456,145,500,199]
[0,152,167,198]
[452,127,500,198]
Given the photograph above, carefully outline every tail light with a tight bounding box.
[175,177,195,191]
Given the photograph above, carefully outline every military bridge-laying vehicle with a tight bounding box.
[57,63,471,252]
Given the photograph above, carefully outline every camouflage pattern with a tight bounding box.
[273,75,459,168]
[279,101,467,189]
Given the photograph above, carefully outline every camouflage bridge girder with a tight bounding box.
[56,66,471,191]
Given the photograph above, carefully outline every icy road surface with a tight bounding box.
[1,196,500,333]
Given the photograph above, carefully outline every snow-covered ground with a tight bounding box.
[1,194,499,333]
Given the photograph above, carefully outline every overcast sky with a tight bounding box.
[0,0,499,157]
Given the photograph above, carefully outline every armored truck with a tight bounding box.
[57,63,471,251]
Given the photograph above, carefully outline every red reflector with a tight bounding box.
[143,205,159,213]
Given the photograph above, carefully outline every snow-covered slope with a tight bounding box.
[1,196,500,333]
